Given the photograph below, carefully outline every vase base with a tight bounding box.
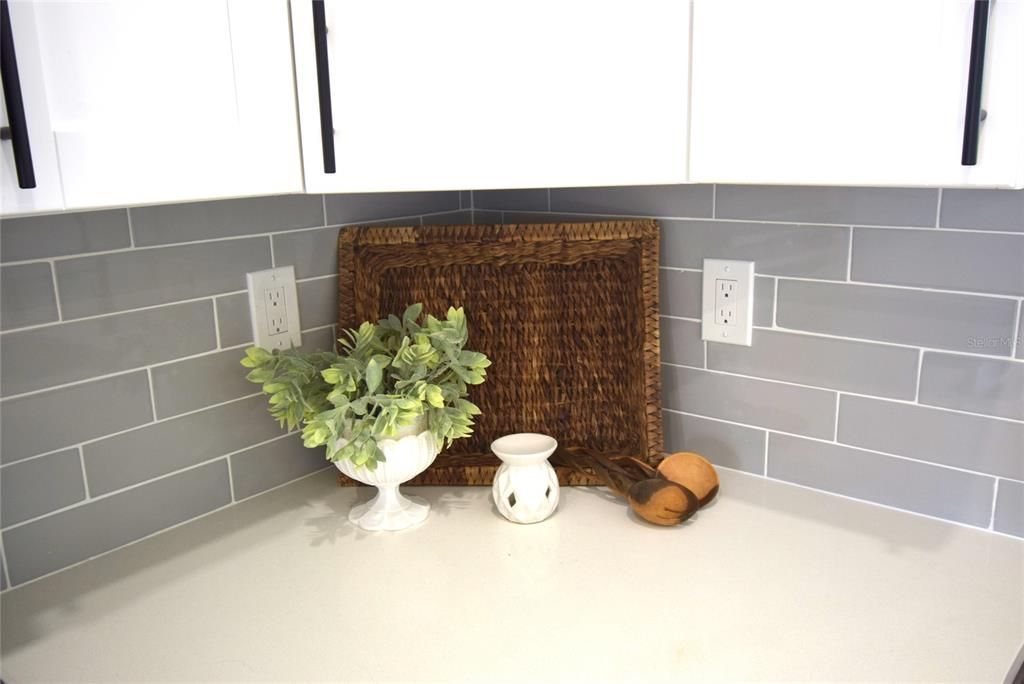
[348,492,430,531]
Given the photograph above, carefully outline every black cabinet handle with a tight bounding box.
[961,0,990,166]
[312,0,336,174]
[0,0,36,188]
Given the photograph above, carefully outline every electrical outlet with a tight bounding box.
[702,259,754,346]
[247,267,302,350]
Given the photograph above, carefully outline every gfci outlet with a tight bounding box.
[702,259,754,346]
[247,267,302,351]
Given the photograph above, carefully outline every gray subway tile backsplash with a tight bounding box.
[215,292,254,347]
[993,479,1024,538]
[473,188,548,211]
[324,191,459,225]
[0,209,130,262]
[1,460,231,585]
[940,189,1024,232]
[550,184,713,218]
[707,329,919,399]
[150,347,258,419]
[838,395,1024,480]
[129,195,324,246]
[767,433,995,527]
[1,449,86,527]
[852,227,1024,296]
[661,220,849,279]
[716,185,938,227]
[0,300,216,397]
[662,365,836,439]
[55,237,272,319]
[0,372,154,465]
[776,279,1017,356]
[660,317,704,367]
[297,276,338,329]
[918,352,1024,421]
[663,411,765,474]
[230,434,328,500]
[1,263,59,330]
[272,227,339,280]
[83,396,284,496]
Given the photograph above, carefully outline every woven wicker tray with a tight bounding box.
[336,220,662,486]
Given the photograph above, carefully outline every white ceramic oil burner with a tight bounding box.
[491,433,560,524]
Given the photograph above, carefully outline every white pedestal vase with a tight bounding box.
[333,418,439,531]
[491,433,560,524]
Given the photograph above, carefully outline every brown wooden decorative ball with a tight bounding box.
[657,452,719,507]
[627,478,700,526]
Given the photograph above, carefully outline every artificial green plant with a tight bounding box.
[241,304,490,470]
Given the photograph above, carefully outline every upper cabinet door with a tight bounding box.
[690,0,1024,188]
[1,0,63,214]
[292,0,691,193]
[7,0,302,214]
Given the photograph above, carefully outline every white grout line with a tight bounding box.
[0,538,11,590]
[226,452,237,503]
[268,234,276,267]
[77,446,91,499]
[126,207,136,247]
[833,394,841,441]
[846,227,854,281]
[771,276,779,327]
[989,479,1000,530]
[913,348,925,402]
[661,361,1024,425]
[145,368,159,422]
[762,431,770,476]
[48,260,63,321]
[935,188,943,228]
[212,297,223,350]
[662,406,1021,482]
[711,184,717,218]
[1012,300,1022,358]
[321,193,328,226]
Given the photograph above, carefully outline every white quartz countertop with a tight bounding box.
[2,468,1022,683]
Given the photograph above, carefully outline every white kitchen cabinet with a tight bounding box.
[1,0,302,215]
[291,0,690,193]
[689,0,1024,188]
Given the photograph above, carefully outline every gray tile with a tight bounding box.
[472,210,504,225]
[767,433,994,527]
[659,269,772,325]
[661,317,704,367]
[215,292,252,347]
[918,352,1024,421]
[838,396,1024,480]
[459,191,471,210]
[1,553,6,590]
[230,434,328,500]
[272,227,340,280]
[0,372,153,464]
[474,189,549,211]
[84,396,284,496]
[550,185,714,218]
[150,348,258,419]
[662,365,836,439]
[0,209,130,262]
[299,326,336,353]
[852,228,1024,296]
[324,191,459,225]
[716,185,937,227]
[661,220,849,279]
[2,460,230,585]
[56,238,271,319]
[662,411,765,474]
[1,449,86,527]
[1,300,215,396]
[940,189,1024,232]
[298,276,337,329]
[500,211,605,224]
[1,263,58,330]
[776,280,1017,356]
[129,195,324,246]
[421,210,473,226]
[994,479,1024,538]
[708,329,918,399]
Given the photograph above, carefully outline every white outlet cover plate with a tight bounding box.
[701,258,754,346]
[247,266,302,351]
